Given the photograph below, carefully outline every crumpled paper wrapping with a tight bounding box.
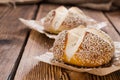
[19,18,107,39]
[19,18,57,39]
[35,42,120,76]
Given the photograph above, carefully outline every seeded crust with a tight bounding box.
[43,6,96,34]
[60,7,96,31]
[60,11,86,30]
[74,32,114,67]
[53,31,67,61]
[43,10,55,33]
[52,27,115,67]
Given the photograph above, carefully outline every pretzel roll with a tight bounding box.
[52,26,114,67]
[43,6,96,34]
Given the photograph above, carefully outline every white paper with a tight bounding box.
[35,42,120,76]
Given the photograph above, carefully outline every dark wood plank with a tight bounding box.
[0,5,37,80]
[105,10,120,34]
[14,30,63,80]
[14,4,69,80]
[15,3,120,80]
[82,9,120,41]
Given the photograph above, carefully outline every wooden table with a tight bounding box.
[0,3,120,80]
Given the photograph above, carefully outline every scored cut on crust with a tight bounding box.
[43,6,68,34]
[53,26,115,67]
[43,6,97,34]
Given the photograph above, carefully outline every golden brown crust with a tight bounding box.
[60,11,86,30]
[53,27,115,67]
[74,32,114,67]
[53,31,67,61]
[43,6,96,34]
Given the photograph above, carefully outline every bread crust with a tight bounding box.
[43,6,96,34]
[53,27,115,67]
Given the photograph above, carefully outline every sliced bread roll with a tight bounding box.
[43,6,96,34]
[52,26,115,67]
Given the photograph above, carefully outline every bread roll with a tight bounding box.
[43,6,96,34]
[52,26,114,67]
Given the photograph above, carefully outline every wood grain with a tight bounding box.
[82,9,120,41]
[0,5,37,80]
[15,4,120,80]
[14,4,70,80]
[105,10,120,34]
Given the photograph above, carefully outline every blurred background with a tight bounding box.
[0,0,120,11]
